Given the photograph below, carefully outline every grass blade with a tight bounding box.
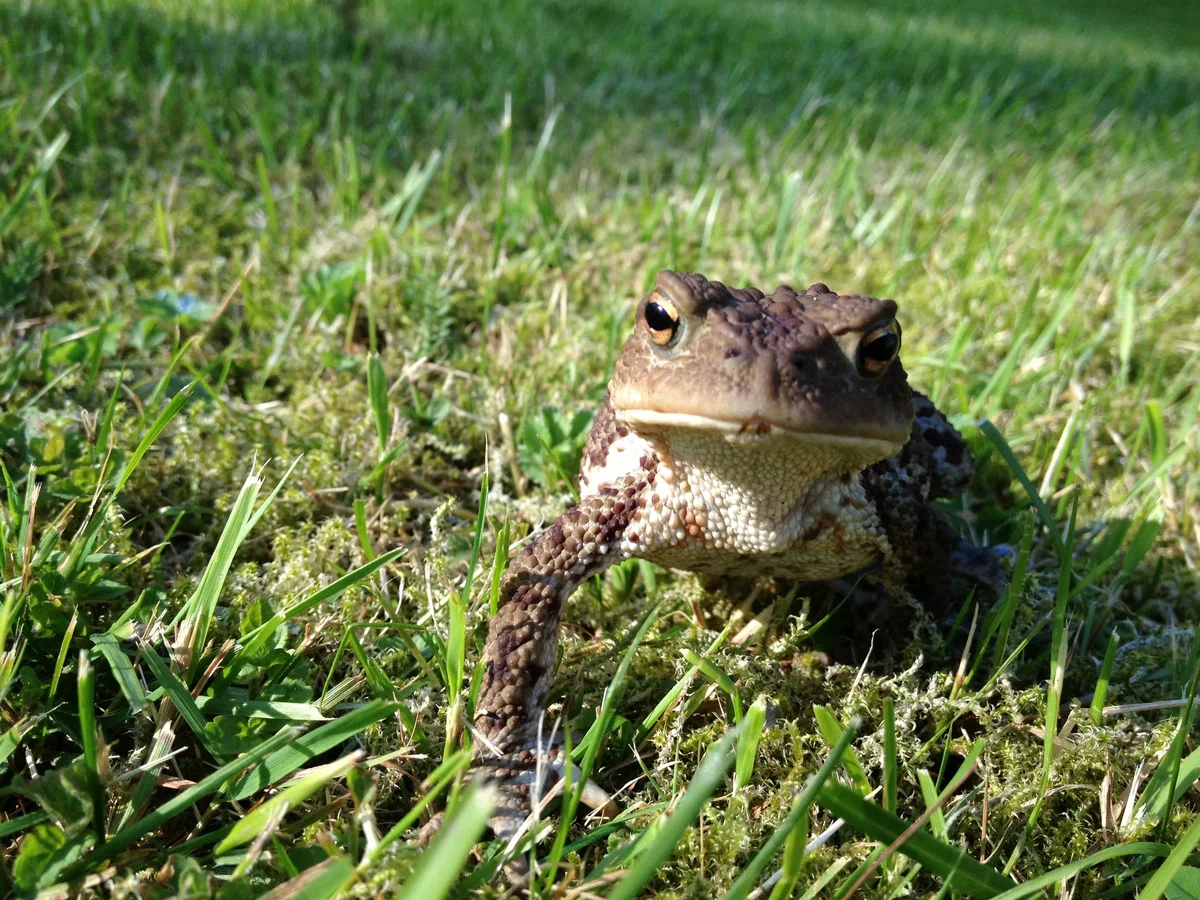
[813,705,871,796]
[734,695,768,793]
[1138,745,1200,823]
[992,515,1034,670]
[917,770,949,840]
[367,750,471,864]
[173,468,262,676]
[815,782,1012,898]
[883,698,898,816]
[367,353,389,454]
[769,813,809,900]
[217,752,363,853]
[71,724,302,875]
[980,420,1064,557]
[545,602,662,885]
[0,131,69,238]
[682,648,742,724]
[1029,495,1077,828]
[383,149,442,236]
[112,387,195,497]
[1157,628,1200,838]
[192,697,331,721]
[239,456,302,543]
[487,516,510,616]
[1139,815,1200,900]
[353,498,375,561]
[1090,630,1120,726]
[0,717,38,769]
[347,628,399,701]
[117,720,176,832]
[76,651,105,842]
[771,172,801,268]
[462,472,489,601]
[971,279,1038,415]
[637,625,731,741]
[238,549,404,654]
[1137,631,1200,826]
[231,700,400,800]
[261,854,355,900]
[1122,514,1163,577]
[0,811,48,840]
[988,842,1167,900]
[91,634,148,714]
[845,738,986,895]
[48,610,78,702]
[397,784,495,900]
[140,645,222,761]
[722,721,859,900]
[608,723,740,900]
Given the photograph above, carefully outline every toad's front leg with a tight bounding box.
[472,474,650,846]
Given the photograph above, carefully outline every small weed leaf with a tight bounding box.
[1165,867,1200,900]
[217,752,362,854]
[301,262,363,321]
[517,406,593,490]
[230,701,400,800]
[11,822,89,894]
[13,757,95,838]
[0,242,43,310]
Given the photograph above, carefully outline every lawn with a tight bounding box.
[2,0,1199,895]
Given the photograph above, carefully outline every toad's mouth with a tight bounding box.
[619,409,906,456]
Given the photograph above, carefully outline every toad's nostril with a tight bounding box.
[725,347,742,359]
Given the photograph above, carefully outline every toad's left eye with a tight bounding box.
[856,321,902,377]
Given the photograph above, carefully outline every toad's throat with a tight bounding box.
[641,426,887,562]
[619,408,904,458]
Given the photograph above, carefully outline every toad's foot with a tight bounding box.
[416,742,617,871]
[471,743,618,850]
[951,541,1010,596]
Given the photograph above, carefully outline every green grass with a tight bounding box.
[1,0,1199,895]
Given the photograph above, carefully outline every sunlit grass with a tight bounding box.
[1,0,1198,895]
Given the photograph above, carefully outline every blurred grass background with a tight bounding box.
[1,0,1199,896]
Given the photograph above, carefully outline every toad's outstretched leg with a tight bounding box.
[471,473,650,846]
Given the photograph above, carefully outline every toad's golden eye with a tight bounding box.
[643,292,680,346]
[856,321,902,377]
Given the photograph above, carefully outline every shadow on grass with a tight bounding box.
[3,0,1198,185]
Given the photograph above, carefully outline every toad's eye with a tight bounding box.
[643,293,680,346]
[856,321,902,377]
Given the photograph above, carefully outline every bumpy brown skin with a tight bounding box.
[467,271,1000,855]
[608,271,915,447]
[861,393,972,591]
[471,477,645,842]
[476,478,648,753]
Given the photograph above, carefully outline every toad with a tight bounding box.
[470,270,998,852]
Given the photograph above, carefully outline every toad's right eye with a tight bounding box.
[855,320,902,377]
[644,293,680,346]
